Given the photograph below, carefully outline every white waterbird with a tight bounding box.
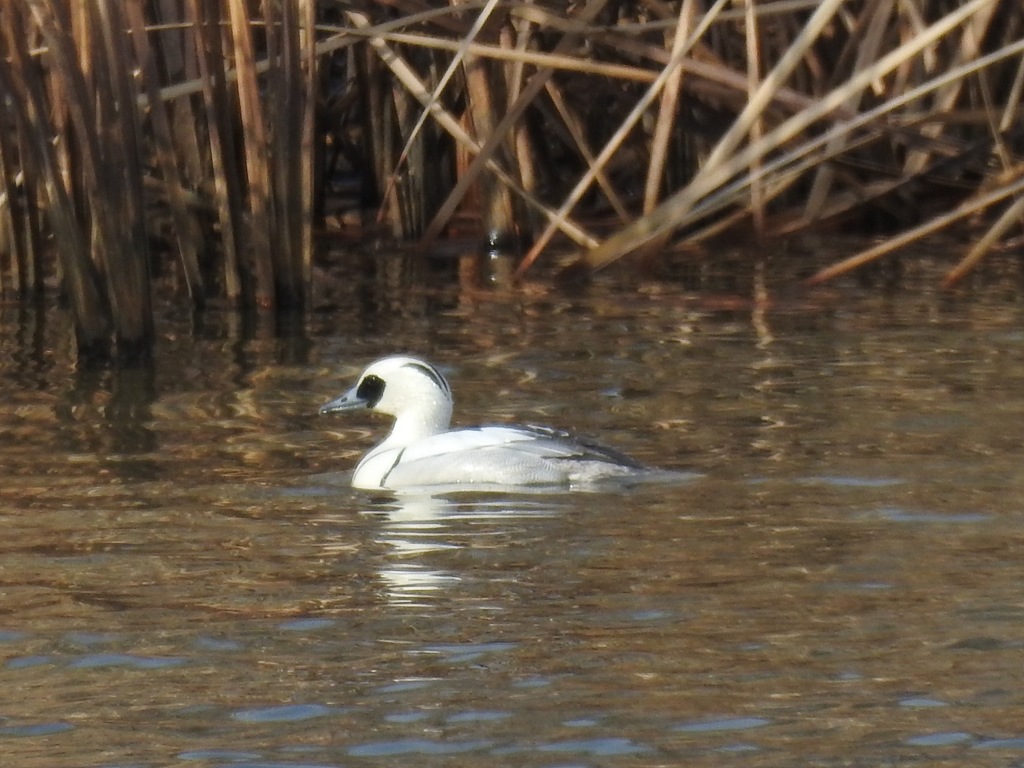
[319,356,649,491]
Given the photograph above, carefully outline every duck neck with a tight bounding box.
[385,401,453,447]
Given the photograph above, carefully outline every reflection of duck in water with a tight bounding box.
[319,356,648,491]
[362,492,566,605]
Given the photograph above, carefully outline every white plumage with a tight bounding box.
[319,356,647,491]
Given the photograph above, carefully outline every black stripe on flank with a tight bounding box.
[379,448,406,487]
[403,360,450,395]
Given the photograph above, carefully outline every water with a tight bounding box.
[3,259,1024,766]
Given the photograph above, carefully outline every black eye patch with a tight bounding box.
[356,374,385,407]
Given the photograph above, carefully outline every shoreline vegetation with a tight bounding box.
[0,1,1021,360]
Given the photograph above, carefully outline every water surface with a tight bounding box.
[3,258,1024,766]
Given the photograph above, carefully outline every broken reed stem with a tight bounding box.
[943,192,1024,289]
[543,78,630,223]
[807,170,1024,286]
[419,0,612,253]
[802,0,893,220]
[347,8,598,249]
[643,0,694,216]
[518,0,730,276]
[377,0,503,214]
[744,0,765,237]
[573,0,1007,275]
[625,37,1024,266]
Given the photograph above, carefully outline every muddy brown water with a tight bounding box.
[2,257,1024,766]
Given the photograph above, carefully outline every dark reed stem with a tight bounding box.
[125,0,205,309]
[1,0,110,353]
[186,0,246,306]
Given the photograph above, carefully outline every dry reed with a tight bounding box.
[0,2,1022,360]
[0,0,320,360]
[337,1,1023,286]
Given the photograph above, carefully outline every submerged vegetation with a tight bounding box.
[0,1,1022,358]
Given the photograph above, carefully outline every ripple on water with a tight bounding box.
[415,641,518,663]
[232,704,338,723]
[974,737,1024,750]
[532,737,652,755]
[6,283,1024,766]
[375,678,438,694]
[6,655,55,670]
[899,696,948,708]
[69,653,186,669]
[446,710,511,723]
[797,475,905,488]
[277,617,338,632]
[384,711,429,724]
[675,716,772,733]
[905,732,973,747]
[177,749,262,762]
[347,738,492,757]
[871,506,990,524]
[0,720,74,738]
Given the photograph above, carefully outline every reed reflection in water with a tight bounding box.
[2,275,1024,765]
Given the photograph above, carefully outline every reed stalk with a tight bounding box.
[347,7,596,248]
[0,0,110,353]
[421,0,611,255]
[2,0,1023,359]
[185,0,245,306]
[0,0,325,358]
[567,0,1014,276]
[125,0,204,308]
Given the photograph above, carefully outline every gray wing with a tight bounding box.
[497,425,646,469]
